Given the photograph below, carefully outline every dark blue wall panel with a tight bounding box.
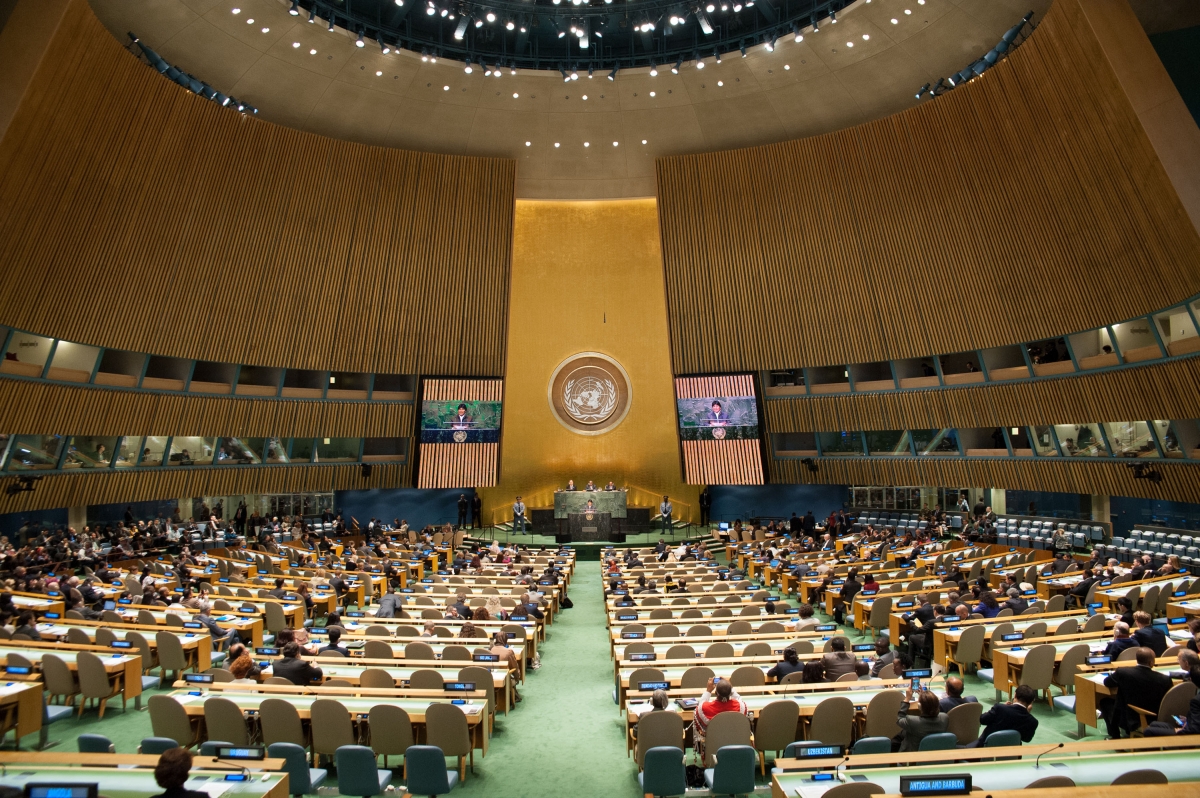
[709,484,847,525]
[1111,495,1200,536]
[88,499,180,525]
[0,507,69,538]
[335,488,475,530]
[1003,490,1083,519]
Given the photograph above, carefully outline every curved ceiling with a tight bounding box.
[90,0,1051,199]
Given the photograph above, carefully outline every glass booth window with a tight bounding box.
[264,437,290,464]
[5,435,64,470]
[1153,305,1200,357]
[1103,421,1158,458]
[865,430,911,455]
[1068,327,1117,370]
[911,429,959,456]
[1055,424,1108,457]
[818,431,864,456]
[218,438,265,464]
[114,437,142,468]
[1031,426,1059,457]
[139,436,168,466]
[1165,419,1200,460]
[64,436,119,469]
[168,437,216,465]
[1111,318,1162,362]
[48,341,101,382]
[289,438,315,463]
[2,332,53,376]
[1153,420,1184,459]
[315,438,360,462]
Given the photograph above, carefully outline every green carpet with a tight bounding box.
[20,564,1091,796]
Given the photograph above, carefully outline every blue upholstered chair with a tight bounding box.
[268,742,328,796]
[77,733,115,753]
[638,746,687,798]
[138,736,179,754]
[918,733,958,752]
[704,744,757,796]
[403,745,461,797]
[335,745,392,797]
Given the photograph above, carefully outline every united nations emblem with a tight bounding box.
[452,430,468,443]
[548,352,632,436]
[712,426,727,440]
[585,512,595,522]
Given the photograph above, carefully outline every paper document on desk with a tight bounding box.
[185,780,233,798]
[629,702,659,717]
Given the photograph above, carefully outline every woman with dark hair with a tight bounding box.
[895,689,949,751]
[767,647,804,681]
[801,660,826,684]
[973,591,1001,619]
[150,747,208,798]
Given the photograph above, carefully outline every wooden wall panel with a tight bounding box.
[763,358,1200,434]
[0,463,410,515]
[770,457,1200,504]
[0,380,412,437]
[681,439,764,486]
[0,0,514,376]
[416,443,499,488]
[656,0,1200,374]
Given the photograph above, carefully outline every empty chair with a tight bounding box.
[368,704,414,768]
[77,733,115,753]
[76,651,123,718]
[41,654,80,708]
[680,666,715,689]
[404,744,461,797]
[862,690,904,740]
[742,642,772,657]
[1083,613,1107,634]
[760,621,787,634]
[664,645,696,660]
[260,698,306,747]
[652,624,680,639]
[807,696,854,747]
[1026,776,1076,788]
[753,700,800,776]
[335,745,392,796]
[408,669,445,690]
[405,641,436,661]
[268,742,328,796]
[728,665,765,687]
[139,737,179,755]
[705,642,735,658]
[649,608,673,620]
[156,631,192,683]
[704,744,756,796]
[984,729,1022,747]
[635,710,685,769]
[1054,618,1078,635]
[686,624,713,638]
[148,694,196,748]
[701,710,752,767]
[205,668,235,683]
[1110,769,1168,785]
[679,609,703,619]
[425,702,474,781]
[639,745,686,798]
[822,783,885,798]
[359,668,395,689]
[441,645,472,661]
[629,667,666,690]
[738,605,760,617]
[204,696,250,746]
[624,642,655,656]
[1023,621,1048,640]
[726,621,753,636]
[362,640,394,660]
[66,627,92,645]
[946,625,984,675]
[851,737,891,755]
[365,625,391,636]
[311,699,356,763]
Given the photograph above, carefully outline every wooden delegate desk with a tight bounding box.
[211,578,340,617]
[340,615,543,654]
[169,687,491,760]
[611,633,841,661]
[1166,596,1200,620]
[926,611,1098,666]
[0,643,143,708]
[988,633,1112,701]
[608,618,807,643]
[0,758,290,798]
[258,658,515,713]
[769,742,1200,798]
[34,621,215,672]
[606,602,780,624]
[1093,575,1185,610]
[1072,655,1193,737]
[113,606,264,647]
[8,593,66,617]
[329,636,527,682]
[0,681,44,745]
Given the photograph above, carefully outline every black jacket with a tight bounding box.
[979,702,1038,744]
[1104,665,1172,731]
[1134,626,1169,657]
[272,656,323,685]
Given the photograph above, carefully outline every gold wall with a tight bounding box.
[478,200,698,523]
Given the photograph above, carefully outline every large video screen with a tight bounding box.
[420,400,502,444]
[417,379,503,489]
[675,374,765,485]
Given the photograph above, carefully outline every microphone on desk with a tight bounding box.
[1034,742,1064,768]
[833,755,852,782]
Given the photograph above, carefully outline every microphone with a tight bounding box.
[834,755,852,782]
[1034,742,1064,768]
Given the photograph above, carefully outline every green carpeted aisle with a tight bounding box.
[31,558,1091,796]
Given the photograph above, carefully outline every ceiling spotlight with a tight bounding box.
[650,61,658,76]
[607,65,618,80]
[308,7,316,22]
[486,10,496,21]
[475,17,483,27]
[510,63,517,74]
[765,31,777,51]
[706,2,714,10]
[355,31,365,47]
[588,64,594,78]
[327,16,335,31]
[732,2,741,10]
[714,49,721,63]
[464,57,473,73]
[421,49,430,61]
[811,14,819,32]
[288,1,299,15]
[560,64,569,81]
[506,19,514,29]
[671,57,682,73]
[440,7,448,15]
[455,15,469,39]
[830,9,836,23]
[915,82,930,99]
[379,37,391,53]
[793,22,803,42]
[696,9,713,34]
[571,67,579,80]
[694,51,704,68]
[739,42,746,57]
[426,4,435,13]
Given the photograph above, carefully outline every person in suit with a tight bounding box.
[1101,647,1173,738]
[449,593,473,620]
[472,494,483,529]
[450,404,471,429]
[832,569,861,625]
[1114,596,1135,628]
[803,511,816,534]
[268,578,289,600]
[374,588,402,619]
[660,496,673,533]
[939,676,979,713]
[318,627,350,657]
[519,591,544,620]
[767,647,805,682]
[457,495,469,529]
[272,642,323,685]
[1105,622,1139,659]
[605,480,617,491]
[870,638,897,678]
[585,480,596,491]
[1144,665,1200,736]
[821,637,867,681]
[706,400,729,426]
[1129,555,1151,581]
[512,496,527,534]
[972,684,1039,746]
[699,487,711,526]
[1132,611,1169,657]
[1002,588,1028,615]
[1067,569,1100,608]
[895,689,949,752]
[565,480,576,491]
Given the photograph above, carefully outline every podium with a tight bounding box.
[567,511,610,542]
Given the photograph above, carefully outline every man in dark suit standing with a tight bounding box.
[803,511,816,534]
[472,494,483,529]
[973,684,1039,746]
[699,487,711,526]
[1101,647,1173,738]
[457,494,469,529]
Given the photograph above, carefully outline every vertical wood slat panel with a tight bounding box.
[0,0,515,377]
[655,0,1200,375]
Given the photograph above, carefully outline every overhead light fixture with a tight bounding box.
[560,64,569,81]
[694,50,704,68]
[765,31,777,51]
[915,82,930,99]
[732,2,742,10]
[327,15,335,31]
[505,18,514,29]
[830,9,837,23]
[607,65,618,80]
[793,22,803,42]
[588,64,594,78]
[714,49,721,63]
[379,36,391,53]
[571,66,579,79]
[475,17,483,27]
[740,41,746,57]
[811,13,819,32]
[671,57,682,73]
[485,9,496,21]
[650,61,658,76]
[464,57,473,73]
[454,15,469,39]
[307,8,316,23]
[288,1,299,15]
[696,9,713,34]
[355,31,365,47]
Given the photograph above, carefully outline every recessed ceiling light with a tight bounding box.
[232,7,240,13]
[554,142,560,147]
[784,64,790,70]
[525,141,531,146]
[310,49,317,54]
[649,91,656,97]
[642,139,647,144]
[261,27,270,33]
[584,142,589,147]
[717,80,723,86]
[905,8,912,14]
[246,18,254,23]
[891,18,898,24]
[513,92,519,98]
[443,85,450,90]
[846,41,853,47]
[293,42,300,48]
[862,34,870,40]
[613,141,618,146]
[376,70,382,76]
[582,95,587,100]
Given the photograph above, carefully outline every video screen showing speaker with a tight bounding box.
[417,378,503,488]
[675,374,764,485]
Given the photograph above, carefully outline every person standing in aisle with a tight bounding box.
[472,493,483,529]
[660,495,673,533]
[512,496,527,534]
[457,494,469,529]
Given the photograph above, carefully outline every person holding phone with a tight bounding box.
[692,676,751,762]
[894,689,949,752]
[1144,665,1200,736]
